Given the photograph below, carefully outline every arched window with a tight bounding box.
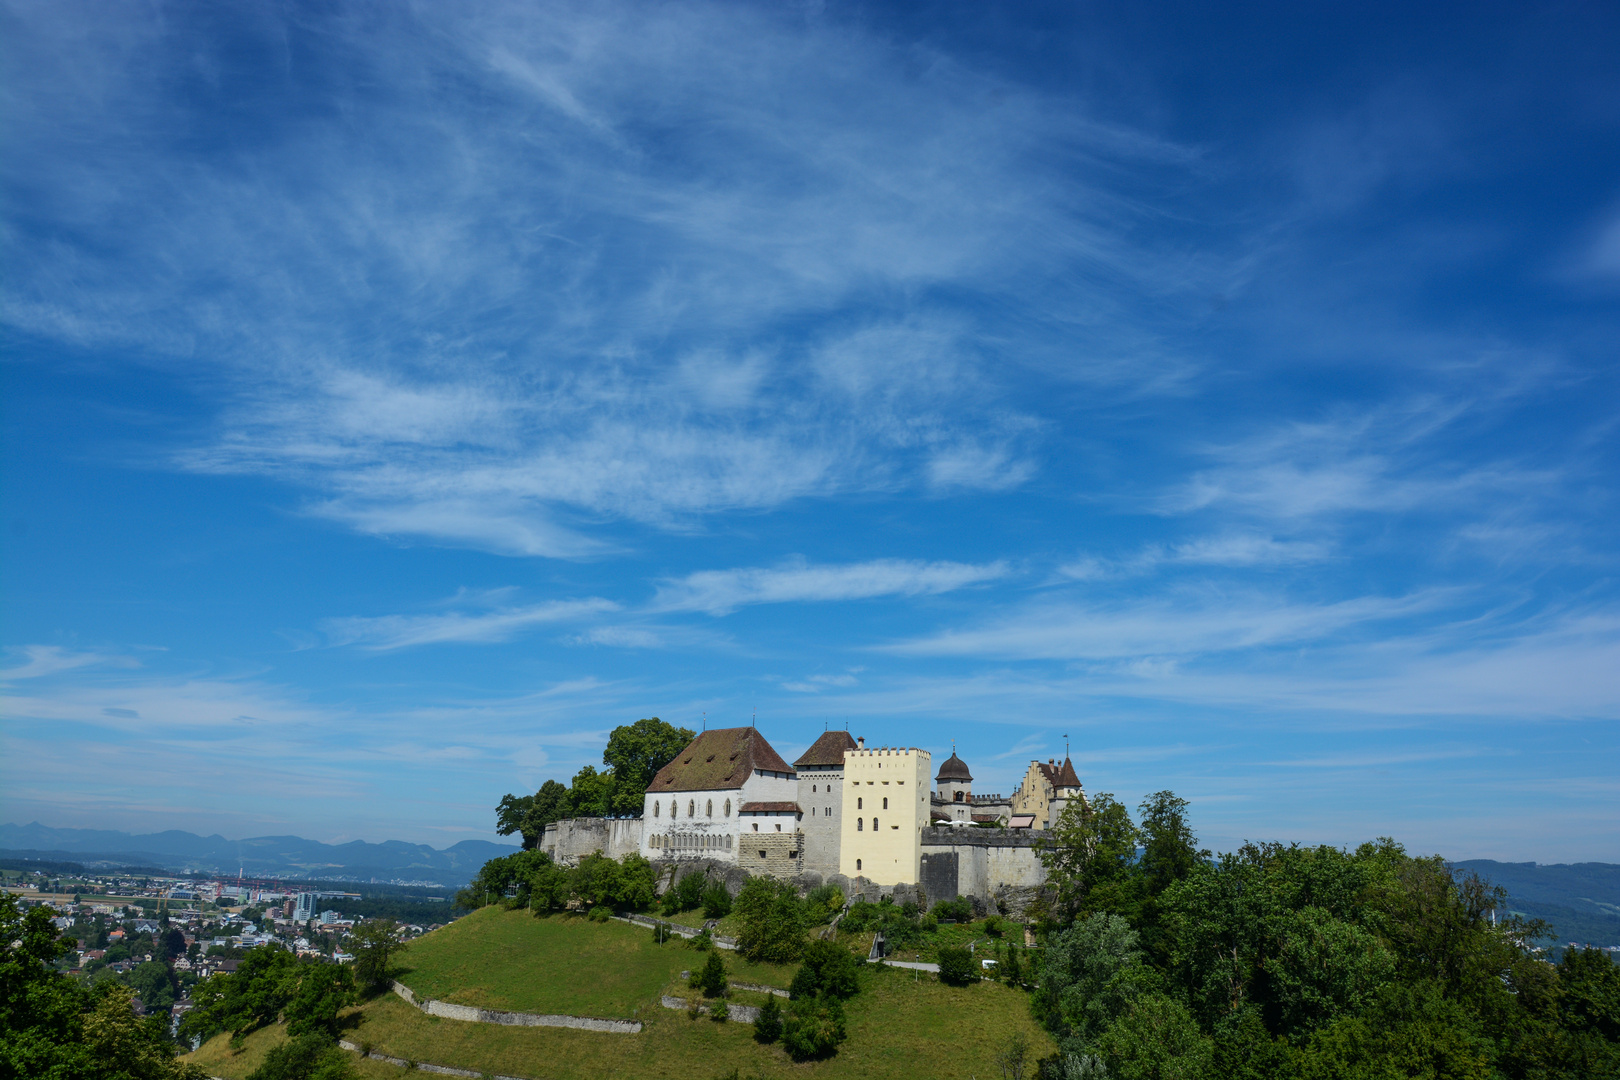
[954,791,963,803]
[882,797,888,810]
[856,858,862,871]
[857,818,864,831]
[654,801,661,817]
[857,797,863,809]
[706,799,713,817]
[724,799,731,817]
[688,800,695,817]
[873,817,879,830]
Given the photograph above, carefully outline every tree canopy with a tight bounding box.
[1030,806,1620,1080]
[495,717,695,841]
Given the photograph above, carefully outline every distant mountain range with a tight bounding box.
[0,822,519,888]
[1456,860,1620,948]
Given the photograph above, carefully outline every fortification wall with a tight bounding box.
[738,831,803,879]
[542,817,644,865]
[918,827,1048,907]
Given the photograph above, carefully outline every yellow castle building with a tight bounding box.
[837,744,931,885]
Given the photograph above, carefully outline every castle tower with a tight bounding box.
[839,745,930,885]
[793,729,859,878]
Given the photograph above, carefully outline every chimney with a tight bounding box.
[857,736,866,749]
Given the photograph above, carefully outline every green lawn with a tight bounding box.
[190,962,1054,1080]
[393,907,793,1018]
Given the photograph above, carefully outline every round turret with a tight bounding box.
[936,752,973,783]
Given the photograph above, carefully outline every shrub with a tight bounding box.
[349,919,405,990]
[692,950,728,997]
[569,853,624,909]
[805,884,845,924]
[709,998,730,1021]
[754,995,783,1043]
[651,921,675,944]
[690,928,713,951]
[793,939,861,1000]
[782,996,847,1060]
[245,1031,356,1080]
[937,945,977,986]
[734,876,807,964]
[283,962,355,1039]
[588,905,611,923]
[665,871,706,914]
[701,882,733,919]
[931,897,973,923]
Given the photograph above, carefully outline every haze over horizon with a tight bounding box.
[3,1,1617,863]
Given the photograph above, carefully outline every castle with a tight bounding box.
[542,725,1087,908]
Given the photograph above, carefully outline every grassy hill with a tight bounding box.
[187,908,1053,1080]
[393,906,793,1016]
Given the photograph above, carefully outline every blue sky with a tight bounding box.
[3,0,1617,861]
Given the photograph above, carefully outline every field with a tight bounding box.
[187,906,1055,1080]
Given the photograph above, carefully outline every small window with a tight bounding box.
[760,850,767,859]
[954,791,963,802]
[654,801,661,817]
[857,818,863,831]
[858,797,863,809]
[688,800,695,817]
[724,799,731,817]
[706,799,713,817]
[812,784,817,792]
[882,797,888,810]
[775,823,782,832]
[752,823,759,832]
[856,858,862,871]
[873,818,878,830]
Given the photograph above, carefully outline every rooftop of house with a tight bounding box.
[648,726,795,793]
[793,729,860,768]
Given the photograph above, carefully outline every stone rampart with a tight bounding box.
[917,827,1048,913]
[542,817,645,865]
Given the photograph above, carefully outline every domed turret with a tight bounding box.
[936,749,973,804]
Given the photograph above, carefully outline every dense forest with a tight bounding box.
[1026,791,1620,1079]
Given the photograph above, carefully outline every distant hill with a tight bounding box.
[1453,860,1620,948]
[0,822,519,888]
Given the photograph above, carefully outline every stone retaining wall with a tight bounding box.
[390,980,642,1034]
[660,995,762,1023]
[337,1040,532,1078]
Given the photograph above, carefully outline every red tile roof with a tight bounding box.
[648,727,795,792]
[740,801,801,813]
[793,729,859,767]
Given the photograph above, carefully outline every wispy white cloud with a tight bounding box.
[887,588,1455,661]
[0,645,138,681]
[0,0,1206,555]
[1059,535,1331,580]
[653,558,1010,616]
[322,598,618,650]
